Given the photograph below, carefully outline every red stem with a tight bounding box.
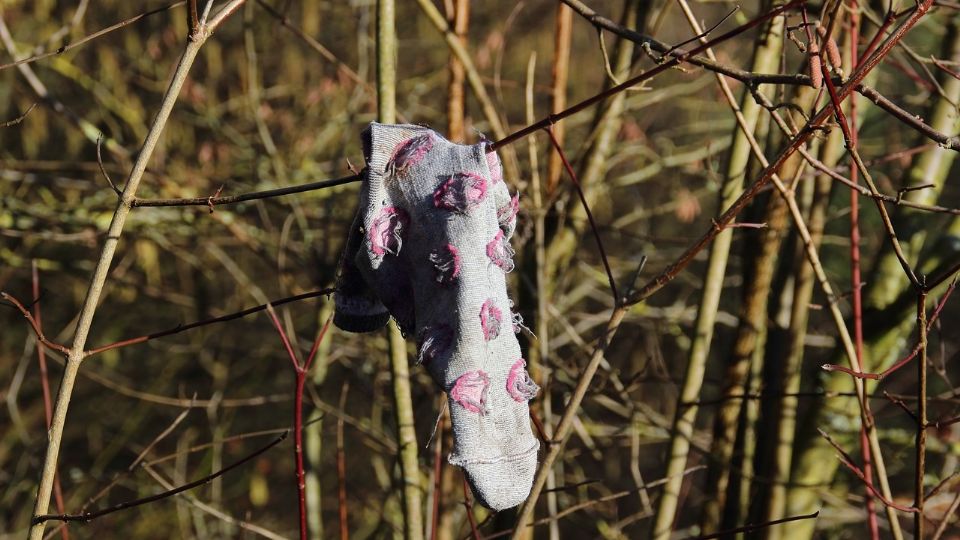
[842,7,880,536]
[31,262,53,427]
[462,476,481,540]
[264,304,318,540]
[822,278,957,380]
[294,374,308,540]
[31,262,70,540]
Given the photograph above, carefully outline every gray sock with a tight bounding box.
[334,122,539,511]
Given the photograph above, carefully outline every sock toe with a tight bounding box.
[460,443,538,511]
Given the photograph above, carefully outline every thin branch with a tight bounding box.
[662,4,740,57]
[627,0,937,305]
[0,2,187,72]
[818,429,919,514]
[482,466,705,539]
[33,431,287,523]
[253,0,370,90]
[96,134,120,195]
[544,126,618,302]
[915,291,929,538]
[562,0,960,152]
[187,0,200,39]
[85,289,333,357]
[337,382,349,540]
[822,278,956,379]
[1,101,37,127]
[513,3,937,536]
[1,292,72,356]
[131,173,360,208]
[461,477,481,540]
[690,511,820,540]
[124,1,958,214]
[493,0,802,152]
[26,5,247,535]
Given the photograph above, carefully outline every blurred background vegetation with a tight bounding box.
[2,0,959,538]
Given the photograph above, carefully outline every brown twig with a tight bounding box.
[627,0,937,306]
[514,4,938,533]
[563,0,960,152]
[0,292,72,356]
[482,465,706,539]
[461,477,481,540]
[253,0,371,91]
[544,126,618,302]
[0,2,187,72]
[95,134,120,195]
[822,278,956,379]
[915,291,929,538]
[85,289,333,357]
[131,174,361,208]
[1,101,37,127]
[494,0,802,152]
[883,391,920,424]
[187,0,199,39]
[817,429,919,514]
[33,431,287,523]
[690,511,821,539]
[123,2,957,216]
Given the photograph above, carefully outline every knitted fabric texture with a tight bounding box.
[334,123,540,511]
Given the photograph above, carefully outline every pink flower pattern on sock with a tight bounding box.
[368,206,409,257]
[450,370,490,414]
[387,133,433,176]
[434,172,488,214]
[506,359,539,402]
[486,230,515,272]
[480,299,502,341]
[485,152,503,184]
[497,192,520,230]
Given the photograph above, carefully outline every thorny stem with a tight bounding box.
[24,4,246,538]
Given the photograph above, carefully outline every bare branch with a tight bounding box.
[33,432,287,524]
